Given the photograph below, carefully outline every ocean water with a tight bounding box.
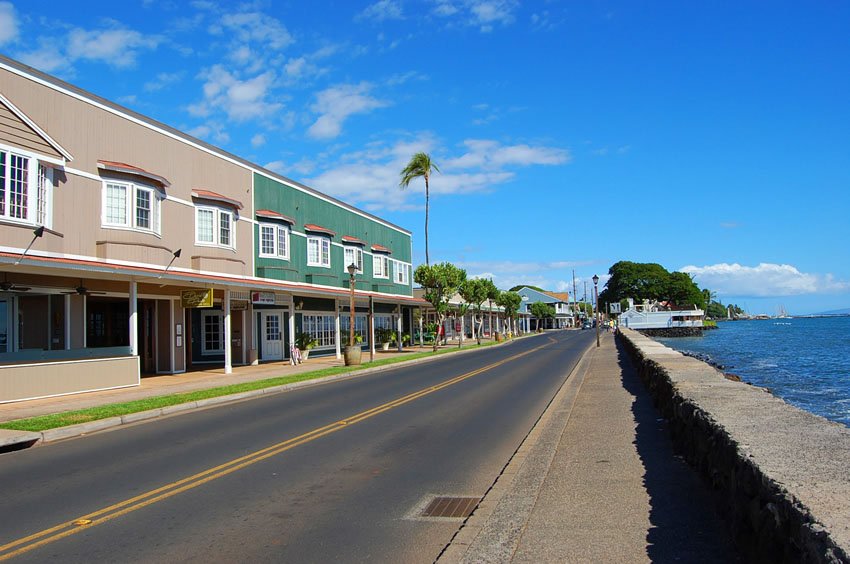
[655,317,850,427]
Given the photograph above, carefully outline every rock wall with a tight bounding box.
[637,327,704,338]
[619,328,850,563]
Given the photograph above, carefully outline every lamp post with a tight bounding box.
[347,263,357,347]
[592,274,600,347]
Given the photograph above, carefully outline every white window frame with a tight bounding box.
[101,179,162,236]
[343,245,363,274]
[301,313,336,349]
[394,260,410,285]
[201,310,224,355]
[307,235,331,268]
[373,254,389,279]
[0,144,54,228]
[258,222,290,260]
[195,204,236,249]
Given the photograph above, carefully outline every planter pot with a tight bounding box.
[381,342,391,351]
[495,333,502,342]
[299,348,311,360]
[343,345,362,366]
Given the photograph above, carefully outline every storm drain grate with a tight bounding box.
[421,496,480,519]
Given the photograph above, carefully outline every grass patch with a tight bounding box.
[0,338,504,433]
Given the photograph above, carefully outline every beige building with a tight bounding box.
[0,55,421,403]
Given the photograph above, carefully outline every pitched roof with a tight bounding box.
[304,223,336,236]
[341,235,366,245]
[545,291,571,302]
[191,189,243,210]
[371,244,392,254]
[256,209,295,224]
[99,160,170,188]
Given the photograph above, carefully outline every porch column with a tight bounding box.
[418,315,423,347]
[396,310,403,352]
[369,296,375,362]
[129,280,138,356]
[64,294,71,350]
[460,315,464,345]
[288,308,296,360]
[224,289,232,374]
[334,299,342,359]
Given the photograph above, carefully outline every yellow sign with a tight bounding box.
[181,289,214,308]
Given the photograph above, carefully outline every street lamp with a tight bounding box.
[347,263,357,347]
[592,274,600,347]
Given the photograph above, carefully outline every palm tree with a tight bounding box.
[399,152,440,265]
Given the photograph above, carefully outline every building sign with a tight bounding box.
[609,303,621,314]
[181,289,214,308]
[231,300,248,311]
[252,291,276,305]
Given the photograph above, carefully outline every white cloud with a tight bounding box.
[16,40,70,73]
[251,133,266,147]
[356,0,404,22]
[680,263,850,297]
[433,0,519,32]
[0,1,18,45]
[66,27,161,68]
[307,82,388,139]
[190,65,283,122]
[213,11,293,51]
[186,120,230,144]
[305,134,570,211]
[444,139,571,170]
[144,71,183,92]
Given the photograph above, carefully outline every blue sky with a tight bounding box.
[2,1,848,314]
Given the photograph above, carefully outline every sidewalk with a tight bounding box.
[441,333,741,563]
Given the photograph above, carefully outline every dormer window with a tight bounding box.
[99,161,168,236]
[192,189,242,250]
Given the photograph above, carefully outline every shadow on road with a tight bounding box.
[614,338,743,563]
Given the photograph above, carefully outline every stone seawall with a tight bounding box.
[618,328,850,563]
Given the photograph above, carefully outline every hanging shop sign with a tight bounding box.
[231,300,248,311]
[181,289,214,308]
[252,291,276,305]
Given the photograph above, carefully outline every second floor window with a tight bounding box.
[259,223,289,259]
[196,205,235,249]
[102,180,161,235]
[394,261,410,285]
[307,235,330,267]
[343,246,363,273]
[373,254,389,278]
[1,148,53,228]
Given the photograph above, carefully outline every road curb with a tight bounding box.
[7,333,546,448]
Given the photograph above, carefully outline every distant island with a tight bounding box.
[814,307,850,316]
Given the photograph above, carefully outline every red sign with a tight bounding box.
[455,323,461,332]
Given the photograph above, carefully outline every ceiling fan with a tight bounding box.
[0,274,31,293]
[62,279,107,296]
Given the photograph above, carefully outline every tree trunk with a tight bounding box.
[424,175,430,266]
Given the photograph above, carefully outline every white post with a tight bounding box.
[129,280,138,356]
[418,315,423,348]
[170,299,175,373]
[335,300,342,359]
[82,296,87,348]
[288,308,296,360]
[396,310,403,351]
[224,289,232,374]
[64,294,71,350]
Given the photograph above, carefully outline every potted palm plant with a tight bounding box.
[294,331,318,360]
[344,334,363,366]
[376,328,394,351]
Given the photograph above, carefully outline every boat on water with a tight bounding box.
[775,305,791,319]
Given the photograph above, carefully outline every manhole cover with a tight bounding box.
[421,496,480,519]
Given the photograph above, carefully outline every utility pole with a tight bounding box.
[572,270,578,327]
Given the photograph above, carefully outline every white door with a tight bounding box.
[262,312,283,360]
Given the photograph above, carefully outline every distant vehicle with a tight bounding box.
[581,321,592,330]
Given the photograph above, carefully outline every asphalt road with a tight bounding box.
[0,330,594,563]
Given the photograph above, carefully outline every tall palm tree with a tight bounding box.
[399,152,440,265]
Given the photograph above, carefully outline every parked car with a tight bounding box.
[581,321,592,330]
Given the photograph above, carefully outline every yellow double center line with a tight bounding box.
[0,340,553,561]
